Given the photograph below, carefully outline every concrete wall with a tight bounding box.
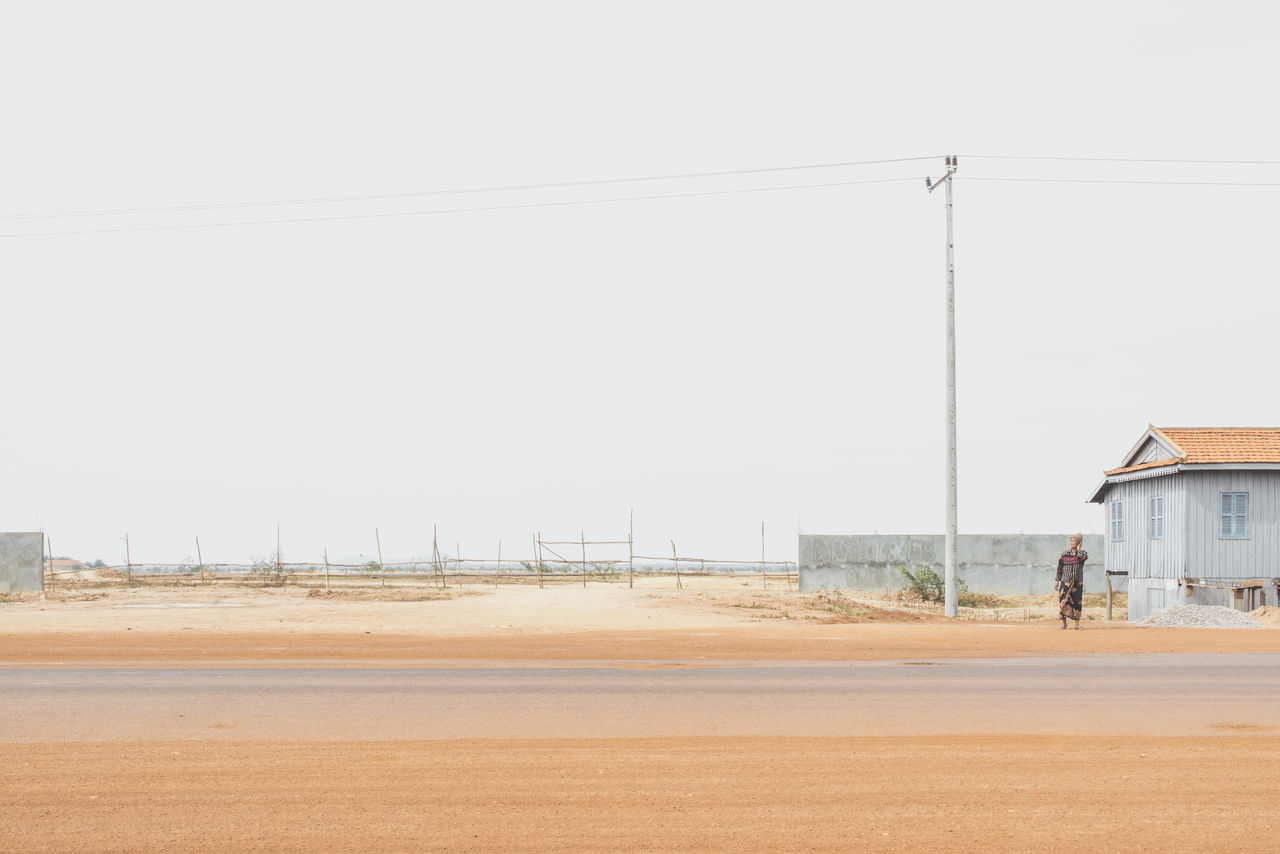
[0,532,44,594]
[799,534,1106,596]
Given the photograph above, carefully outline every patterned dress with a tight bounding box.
[1056,549,1087,621]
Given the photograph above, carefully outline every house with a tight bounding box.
[1087,426,1280,621]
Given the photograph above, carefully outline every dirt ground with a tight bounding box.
[2,575,1276,663]
[4,576,1280,852]
[8,736,1280,853]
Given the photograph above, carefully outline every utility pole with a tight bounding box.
[926,155,959,618]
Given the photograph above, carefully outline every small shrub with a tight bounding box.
[898,565,967,603]
[246,552,292,587]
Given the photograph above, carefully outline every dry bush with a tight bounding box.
[245,552,293,587]
[958,591,1018,609]
[305,588,457,602]
[806,590,874,620]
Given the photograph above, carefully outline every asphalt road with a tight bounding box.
[4,654,1279,742]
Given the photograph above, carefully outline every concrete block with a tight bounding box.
[798,534,1106,597]
[0,532,44,594]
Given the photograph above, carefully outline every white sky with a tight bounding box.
[4,1,1279,565]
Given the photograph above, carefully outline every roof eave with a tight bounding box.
[1086,463,1183,503]
[1179,462,1280,471]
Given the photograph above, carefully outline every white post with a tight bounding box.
[944,165,958,617]
[927,156,960,618]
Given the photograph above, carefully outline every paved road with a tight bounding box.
[4,655,1279,741]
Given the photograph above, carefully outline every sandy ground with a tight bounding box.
[9,737,1280,853]
[5,576,1280,852]
[3,574,1278,662]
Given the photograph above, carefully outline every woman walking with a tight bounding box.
[1056,534,1088,629]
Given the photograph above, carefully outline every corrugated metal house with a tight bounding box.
[1088,426,1280,621]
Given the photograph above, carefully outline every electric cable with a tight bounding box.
[0,155,941,222]
[0,175,925,239]
[963,176,1280,188]
[963,155,1280,166]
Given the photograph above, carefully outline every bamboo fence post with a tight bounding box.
[324,547,331,591]
[1105,572,1113,622]
[761,521,767,591]
[671,539,681,590]
[44,535,53,592]
[628,510,634,590]
[581,530,587,588]
[195,536,205,584]
[125,533,132,583]
[376,528,386,588]
[536,532,544,589]
[530,533,538,588]
[433,524,447,589]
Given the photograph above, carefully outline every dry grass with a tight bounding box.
[44,590,111,602]
[304,588,463,603]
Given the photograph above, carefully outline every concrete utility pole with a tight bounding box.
[926,155,959,618]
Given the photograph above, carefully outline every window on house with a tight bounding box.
[1150,495,1164,540]
[1110,499,1124,542]
[1220,492,1249,539]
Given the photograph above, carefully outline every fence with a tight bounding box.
[39,520,798,592]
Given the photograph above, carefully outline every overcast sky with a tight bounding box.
[3,1,1278,565]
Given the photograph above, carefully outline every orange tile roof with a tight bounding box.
[1155,427,1280,464]
[1105,457,1180,476]
[1103,427,1280,476]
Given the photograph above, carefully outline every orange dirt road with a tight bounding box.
[6,608,1280,852]
[7,736,1280,853]
[8,621,1280,664]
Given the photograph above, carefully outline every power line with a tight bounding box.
[0,175,925,239]
[964,154,1280,166]
[964,176,1280,188]
[10,162,1279,239]
[0,155,942,222]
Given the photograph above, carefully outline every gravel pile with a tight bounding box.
[1137,604,1261,629]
